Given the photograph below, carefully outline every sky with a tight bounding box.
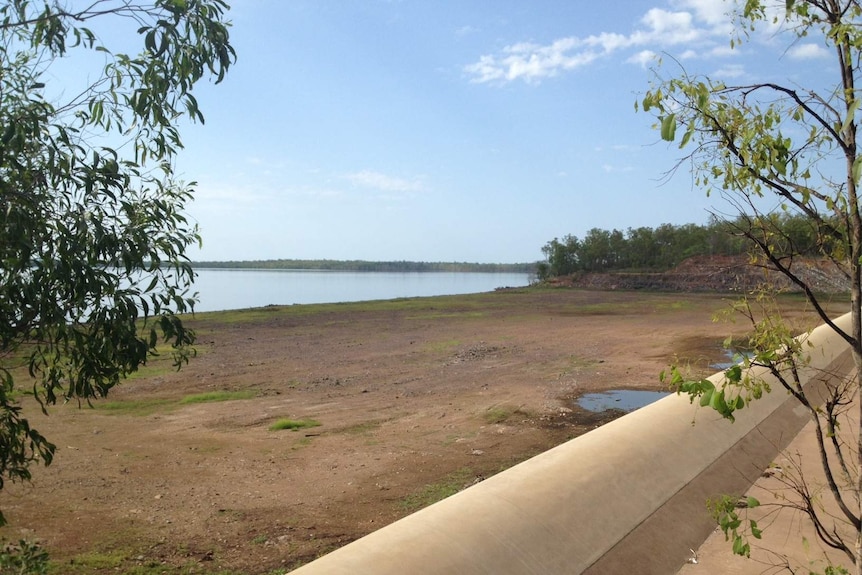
[160,0,835,263]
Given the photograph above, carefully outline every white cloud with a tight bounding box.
[464,38,600,84]
[633,8,700,45]
[465,3,722,84]
[344,170,425,193]
[713,63,746,78]
[583,32,632,52]
[628,50,658,68]
[673,0,735,32]
[787,43,829,60]
[679,49,699,59]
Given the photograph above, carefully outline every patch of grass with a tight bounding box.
[53,556,226,575]
[483,405,515,424]
[57,549,126,570]
[191,292,503,328]
[45,527,236,575]
[96,390,256,416]
[269,418,321,432]
[399,468,475,512]
[179,390,256,404]
[482,404,532,425]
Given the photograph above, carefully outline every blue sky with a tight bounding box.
[169,0,833,263]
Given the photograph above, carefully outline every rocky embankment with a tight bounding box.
[549,255,850,293]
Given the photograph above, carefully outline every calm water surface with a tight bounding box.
[192,269,532,312]
[577,390,670,413]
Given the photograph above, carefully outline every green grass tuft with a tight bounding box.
[482,404,532,425]
[179,390,256,404]
[483,405,514,424]
[268,418,321,432]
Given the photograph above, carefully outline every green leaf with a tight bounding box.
[710,389,725,411]
[679,127,693,148]
[725,364,742,383]
[853,156,862,185]
[750,520,762,539]
[660,113,677,141]
[732,534,750,557]
[699,388,714,407]
[841,98,860,134]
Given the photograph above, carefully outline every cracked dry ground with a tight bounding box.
[2,288,822,574]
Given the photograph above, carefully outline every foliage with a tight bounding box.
[536,214,844,280]
[537,218,754,279]
[0,539,49,575]
[0,0,234,526]
[643,1,862,572]
[707,495,763,559]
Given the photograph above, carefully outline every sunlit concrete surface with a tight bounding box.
[290,314,854,575]
[678,324,858,573]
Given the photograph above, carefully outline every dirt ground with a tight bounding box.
[1,288,827,574]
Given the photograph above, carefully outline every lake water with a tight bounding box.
[191,269,532,312]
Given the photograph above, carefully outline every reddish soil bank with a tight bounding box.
[554,255,850,293]
[1,288,828,574]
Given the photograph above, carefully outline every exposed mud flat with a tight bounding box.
[1,288,825,574]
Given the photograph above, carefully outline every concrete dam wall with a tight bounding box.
[290,313,856,575]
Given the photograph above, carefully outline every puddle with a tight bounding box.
[576,389,670,413]
[711,349,753,370]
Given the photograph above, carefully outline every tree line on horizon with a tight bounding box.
[537,214,826,280]
[192,259,535,274]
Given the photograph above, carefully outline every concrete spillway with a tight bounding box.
[290,313,855,575]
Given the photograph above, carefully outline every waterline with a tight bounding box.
[191,269,532,312]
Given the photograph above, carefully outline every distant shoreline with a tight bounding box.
[191,259,536,274]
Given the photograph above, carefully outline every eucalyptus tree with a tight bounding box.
[0,0,234,526]
[641,1,862,572]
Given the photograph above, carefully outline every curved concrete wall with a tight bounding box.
[290,313,855,575]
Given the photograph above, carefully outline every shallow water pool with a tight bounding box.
[576,389,670,413]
